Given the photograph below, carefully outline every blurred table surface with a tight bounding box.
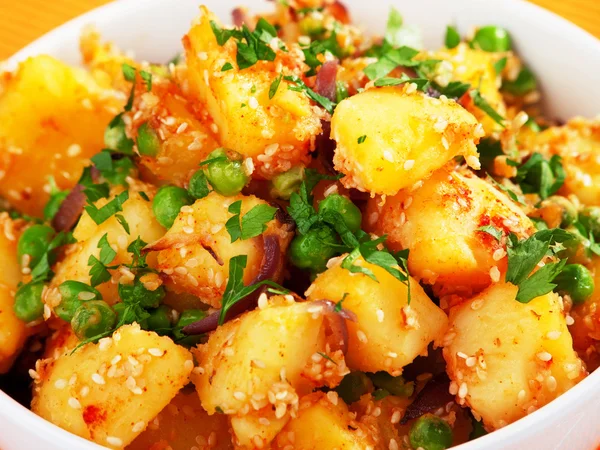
[0,0,599,59]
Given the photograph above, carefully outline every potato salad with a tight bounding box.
[0,1,598,449]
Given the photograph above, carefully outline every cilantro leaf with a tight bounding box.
[435,80,471,99]
[284,75,336,113]
[374,74,430,90]
[477,225,503,242]
[445,25,460,49]
[363,46,420,81]
[127,236,148,269]
[334,293,348,312]
[122,63,136,81]
[210,20,237,45]
[226,202,278,242]
[88,234,117,287]
[221,62,234,71]
[140,70,152,91]
[357,135,367,144]
[104,114,134,154]
[139,191,150,201]
[469,89,505,126]
[84,190,130,225]
[269,73,283,99]
[515,259,566,303]
[477,138,503,171]
[30,232,76,282]
[115,214,130,234]
[91,150,134,186]
[301,32,343,76]
[486,175,526,205]
[219,255,284,325]
[514,153,565,200]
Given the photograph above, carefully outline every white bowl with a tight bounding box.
[2,0,600,449]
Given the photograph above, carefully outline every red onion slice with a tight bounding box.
[51,184,86,232]
[315,60,339,103]
[400,373,454,424]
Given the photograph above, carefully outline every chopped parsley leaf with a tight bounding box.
[477,225,503,242]
[357,135,367,144]
[269,73,283,99]
[43,176,69,221]
[493,57,507,74]
[363,46,420,81]
[445,25,460,49]
[115,214,130,234]
[226,201,278,242]
[84,190,130,225]
[87,233,117,287]
[140,70,152,91]
[374,74,430,90]
[284,75,336,113]
[469,89,505,126]
[513,153,565,200]
[139,191,150,201]
[221,62,234,71]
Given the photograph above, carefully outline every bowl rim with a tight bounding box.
[2,0,600,449]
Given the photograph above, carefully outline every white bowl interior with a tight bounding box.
[3,0,600,449]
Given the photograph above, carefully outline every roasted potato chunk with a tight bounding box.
[421,43,506,135]
[366,168,535,298]
[32,324,193,449]
[331,86,482,195]
[0,213,26,373]
[149,192,292,308]
[272,392,376,450]
[183,7,322,178]
[44,183,165,309]
[530,117,600,206]
[0,55,123,216]
[307,256,448,374]
[191,297,349,446]
[443,282,586,430]
[129,388,232,450]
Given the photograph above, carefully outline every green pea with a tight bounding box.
[289,225,340,272]
[502,67,537,96]
[174,309,206,347]
[336,82,349,103]
[152,185,194,228]
[319,194,362,233]
[335,372,372,404]
[136,122,161,157]
[409,414,453,450]
[538,196,578,228]
[71,300,117,340]
[118,276,166,309]
[553,264,595,305]
[369,372,415,397]
[56,281,102,322]
[13,282,45,323]
[145,305,173,335]
[203,148,249,196]
[579,207,600,240]
[271,166,304,200]
[17,225,55,269]
[471,26,511,52]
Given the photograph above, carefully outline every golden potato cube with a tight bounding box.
[443,282,586,430]
[45,183,165,308]
[128,388,232,450]
[183,7,322,178]
[0,55,123,216]
[191,298,348,440]
[365,169,535,298]
[307,257,448,374]
[530,117,600,206]
[32,324,193,449]
[149,192,292,308]
[331,86,482,196]
[272,392,376,450]
[0,213,26,373]
[420,43,506,135]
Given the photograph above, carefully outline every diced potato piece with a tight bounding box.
[0,55,123,216]
[365,169,535,298]
[530,117,600,206]
[148,192,293,308]
[443,282,586,430]
[128,388,232,450]
[130,79,221,187]
[32,324,193,449]
[192,298,348,446]
[230,410,289,449]
[45,182,165,308]
[420,43,506,135]
[272,392,376,450]
[569,256,600,371]
[183,7,322,178]
[307,257,448,373]
[0,213,26,373]
[331,86,481,195]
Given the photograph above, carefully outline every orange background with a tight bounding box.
[0,0,599,59]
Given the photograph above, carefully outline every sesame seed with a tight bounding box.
[566,315,575,326]
[91,373,105,385]
[458,382,468,399]
[489,266,501,282]
[326,391,339,405]
[356,330,368,343]
[182,226,194,234]
[536,351,553,362]
[405,83,417,94]
[184,360,194,371]
[148,348,164,357]
[389,438,399,450]
[68,397,81,409]
[470,299,484,310]
[98,338,113,351]
[546,375,557,392]
[465,357,477,367]
[257,293,268,309]
[251,359,266,369]
[233,391,247,401]
[546,331,562,340]
[54,379,67,389]
[132,421,145,433]
[383,150,395,162]
[449,381,458,395]
[106,436,123,447]
[390,410,401,424]
[403,160,415,170]
[67,144,82,157]
[517,389,526,403]
[376,309,384,323]
[78,291,96,301]
[80,386,90,397]
[248,97,259,109]
[28,369,40,380]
